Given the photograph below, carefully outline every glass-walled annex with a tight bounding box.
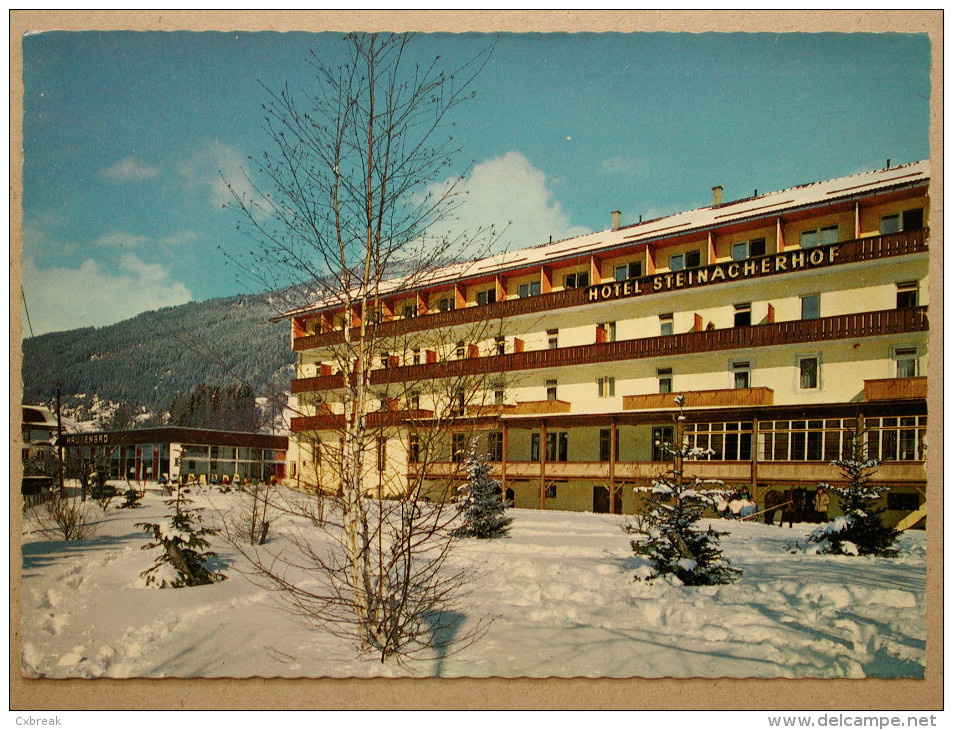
[61,427,288,485]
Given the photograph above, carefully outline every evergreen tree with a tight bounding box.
[136,485,226,588]
[627,396,741,586]
[453,442,513,539]
[808,425,900,557]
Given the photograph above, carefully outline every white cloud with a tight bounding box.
[179,141,256,208]
[21,254,192,336]
[94,231,149,249]
[427,151,589,253]
[101,156,159,182]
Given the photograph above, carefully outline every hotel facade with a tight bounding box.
[282,162,930,526]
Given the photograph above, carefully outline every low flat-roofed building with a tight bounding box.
[61,427,288,485]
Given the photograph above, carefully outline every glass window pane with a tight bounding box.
[820,226,840,245]
[800,229,819,248]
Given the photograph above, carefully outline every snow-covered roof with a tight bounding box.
[284,160,929,318]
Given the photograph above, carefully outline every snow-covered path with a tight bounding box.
[19,489,926,679]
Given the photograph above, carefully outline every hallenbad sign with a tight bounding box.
[587,244,842,303]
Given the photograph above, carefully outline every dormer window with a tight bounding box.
[614,262,642,280]
[670,250,701,271]
[731,238,766,260]
[477,288,496,306]
[518,281,542,298]
[563,272,589,289]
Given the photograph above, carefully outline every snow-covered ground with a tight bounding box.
[19,485,926,679]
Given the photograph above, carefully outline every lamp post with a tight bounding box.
[55,382,65,497]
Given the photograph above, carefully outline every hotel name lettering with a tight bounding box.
[587,245,841,303]
[63,433,110,445]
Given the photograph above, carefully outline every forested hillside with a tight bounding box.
[20,293,296,420]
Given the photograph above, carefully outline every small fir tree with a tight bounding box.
[626,396,741,586]
[136,485,226,588]
[453,442,513,539]
[808,425,900,557]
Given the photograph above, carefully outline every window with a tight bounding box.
[408,391,421,409]
[731,237,766,260]
[881,208,924,234]
[563,272,589,289]
[403,304,417,319]
[530,433,540,462]
[412,348,421,365]
[380,352,391,369]
[903,208,924,230]
[494,388,505,406]
[455,341,466,359]
[495,336,506,356]
[452,433,467,463]
[734,303,751,327]
[547,329,559,349]
[437,297,454,312]
[408,435,421,464]
[798,356,819,390]
[477,288,496,306]
[895,347,919,378]
[896,281,918,309]
[670,250,701,271]
[597,376,616,398]
[450,387,465,416]
[652,426,675,462]
[545,483,558,499]
[488,432,504,462]
[800,226,839,248]
[597,321,616,342]
[599,429,619,462]
[801,294,820,320]
[887,492,920,511]
[546,379,558,401]
[376,438,387,472]
[659,313,674,336]
[614,262,642,280]
[657,367,673,394]
[732,361,751,389]
[518,281,542,298]
[546,432,569,462]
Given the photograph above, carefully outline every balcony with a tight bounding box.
[292,229,928,352]
[290,409,434,432]
[291,307,929,394]
[864,376,927,401]
[409,459,925,485]
[511,399,572,415]
[623,387,774,411]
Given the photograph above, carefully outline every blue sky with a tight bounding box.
[20,31,931,336]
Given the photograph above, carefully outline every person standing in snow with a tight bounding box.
[814,487,830,522]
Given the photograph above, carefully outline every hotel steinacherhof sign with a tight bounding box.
[586,244,842,303]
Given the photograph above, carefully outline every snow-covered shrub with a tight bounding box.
[453,442,513,539]
[625,396,741,586]
[30,492,98,541]
[808,426,899,557]
[229,482,274,545]
[117,488,142,509]
[136,485,225,588]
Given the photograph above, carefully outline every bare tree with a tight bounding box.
[225,32,498,661]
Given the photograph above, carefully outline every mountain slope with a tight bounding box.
[20,293,295,417]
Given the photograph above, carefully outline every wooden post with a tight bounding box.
[750,417,759,503]
[502,423,509,504]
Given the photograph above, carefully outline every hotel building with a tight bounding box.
[282,161,930,526]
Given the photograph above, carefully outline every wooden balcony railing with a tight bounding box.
[408,459,926,484]
[290,409,434,432]
[864,376,928,401]
[292,229,928,351]
[291,306,928,394]
[623,387,774,411]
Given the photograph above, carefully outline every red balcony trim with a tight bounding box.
[290,307,928,394]
[292,229,928,351]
